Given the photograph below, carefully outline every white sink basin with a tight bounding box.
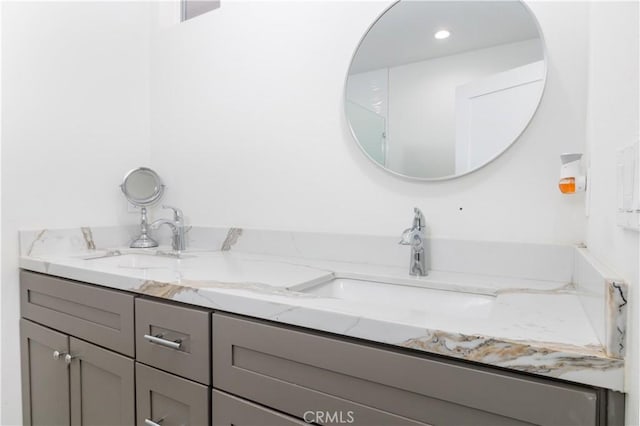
[300,278,495,319]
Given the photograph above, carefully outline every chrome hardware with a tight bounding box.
[144,334,182,350]
[151,206,186,253]
[162,205,183,222]
[131,207,159,249]
[399,207,428,277]
[144,418,164,426]
[121,167,165,249]
[64,354,76,365]
[53,351,76,365]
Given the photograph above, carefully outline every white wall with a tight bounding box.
[3,0,635,423]
[1,2,152,424]
[584,2,639,424]
[0,3,4,423]
[388,39,542,178]
[150,1,589,244]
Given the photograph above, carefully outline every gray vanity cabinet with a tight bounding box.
[212,389,308,425]
[69,337,135,425]
[20,271,136,426]
[135,297,211,385]
[20,270,135,357]
[20,270,624,426]
[136,362,210,426]
[20,319,71,426]
[20,319,135,426]
[212,313,607,426]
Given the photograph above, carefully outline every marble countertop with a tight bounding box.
[20,239,625,392]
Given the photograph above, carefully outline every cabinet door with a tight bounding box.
[213,389,308,426]
[213,313,600,426]
[69,337,135,426]
[136,363,209,426]
[20,319,70,426]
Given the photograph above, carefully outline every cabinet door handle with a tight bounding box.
[144,419,163,426]
[52,351,77,366]
[143,334,182,350]
[64,354,76,365]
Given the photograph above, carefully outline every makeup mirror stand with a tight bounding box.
[120,167,166,249]
[131,206,158,248]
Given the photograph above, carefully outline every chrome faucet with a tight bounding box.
[399,207,427,276]
[151,205,186,253]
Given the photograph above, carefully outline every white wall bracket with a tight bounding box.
[616,141,640,231]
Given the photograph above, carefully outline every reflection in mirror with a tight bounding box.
[125,172,158,201]
[121,167,165,206]
[346,0,546,180]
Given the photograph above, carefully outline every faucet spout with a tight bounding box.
[399,208,428,276]
[151,218,176,231]
[150,209,187,253]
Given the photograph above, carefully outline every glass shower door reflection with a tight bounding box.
[346,101,386,166]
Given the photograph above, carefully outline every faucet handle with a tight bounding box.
[399,227,413,245]
[399,228,424,248]
[162,205,183,221]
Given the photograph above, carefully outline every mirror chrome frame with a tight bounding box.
[120,167,166,207]
[343,0,548,181]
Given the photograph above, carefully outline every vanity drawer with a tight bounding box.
[20,270,135,357]
[135,298,211,385]
[212,313,600,426]
[136,363,209,426]
[212,389,308,426]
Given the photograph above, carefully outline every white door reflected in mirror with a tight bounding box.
[345,0,547,180]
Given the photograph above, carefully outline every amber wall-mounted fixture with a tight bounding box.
[559,153,586,194]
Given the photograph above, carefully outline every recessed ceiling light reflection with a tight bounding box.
[434,30,451,40]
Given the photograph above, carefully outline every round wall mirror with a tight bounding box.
[120,167,165,206]
[345,0,547,180]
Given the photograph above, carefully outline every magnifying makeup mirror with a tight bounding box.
[120,167,165,248]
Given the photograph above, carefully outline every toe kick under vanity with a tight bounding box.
[19,227,629,426]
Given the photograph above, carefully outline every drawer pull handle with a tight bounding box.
[144,419,163,426]
[144,334,182,350]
